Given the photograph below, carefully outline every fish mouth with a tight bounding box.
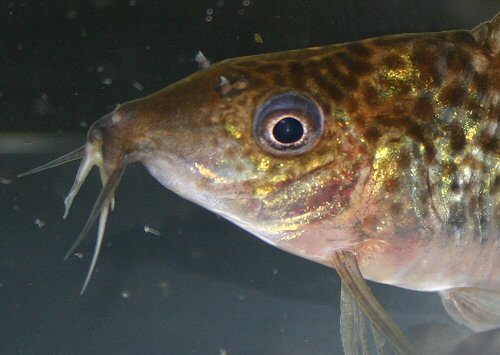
[61,113,132,294]
[19,112,132,294]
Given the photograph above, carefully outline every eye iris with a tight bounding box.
[253,92,323,156]
[272,117,304,144]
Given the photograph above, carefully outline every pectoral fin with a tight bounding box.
[440,287,500,332]
[332,249,415,355]
[340,280,391,355]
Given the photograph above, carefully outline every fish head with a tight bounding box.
[82,48,375,256]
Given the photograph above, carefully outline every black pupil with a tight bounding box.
[272,117,304,144]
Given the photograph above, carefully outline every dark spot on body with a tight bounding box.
[255,63,282,74]
[315,98,332,117]
[335,51,349,61]
[406,123,436,160]
[314,66,359,91]
[384,176,401,192]
[411,43,443,86]
[446,47,471,73]
[309,70,346,102]
[346,42,373,58]
[450,178,460,193]
[383,54,406,69]
[288,61,305,76]
[317,56,335,69]
[334,51,375,76]
[413,94,435,122]
[396,149,412,170]
[374,114,396,127]
[273,73,287,87]
[439,80,467,107]
[364,126,381,143]
[472,72,490,98]
[448,122,466,152]
[480,134,498,154]
[493,176,500,193]
[333,68,359,91]
[224,147,237,160]
[287,61,308,89]
[361,84,380,107]
[209,136,220,148]
[344,97,359,114]
[389,201,403,217]
[447,31,477,47]
[465,100,482,116]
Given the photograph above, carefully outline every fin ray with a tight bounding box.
[332,249,416,355]
[440,287,500,332]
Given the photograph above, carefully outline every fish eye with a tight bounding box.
[253,92,324,156]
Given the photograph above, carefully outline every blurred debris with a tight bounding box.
[144,225,161,236]
[34,218,46,228]
[0,177,12,185]
[195,51,211,69]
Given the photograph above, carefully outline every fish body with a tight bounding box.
[117,21,500,292]
[21,11,500,354]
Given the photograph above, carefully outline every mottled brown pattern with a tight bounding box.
[346,41,374,58]
[86,11,500,269]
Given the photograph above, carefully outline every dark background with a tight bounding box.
[1,1,500,354]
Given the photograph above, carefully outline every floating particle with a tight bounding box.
[0,177,12,185]
[206,7,213,15]
[195,51,211,69]
[129,0,137,6]
[144,225,161,236]
[189,248,205,259]
[254,33,263,44]
[74,252,84,259]
[120,290,130,298]
[34,218,46,228]
[132,81,144,91]
[159,281,170,297]
[65,7,79,19]
[102,78,112,85]
[242,0,250,6]
[219,349,228,355]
